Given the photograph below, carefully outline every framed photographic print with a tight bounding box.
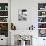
[18,9,27,21]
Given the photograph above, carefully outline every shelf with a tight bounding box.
[38,3,46,37]
[38,10,46,11]
[38,15,46,17]
[38,22,46,23]
[0,22,8,23]
[0,3,8,37]
[0,16,8,17]
[0,10,8,11]
[38,28,46,29]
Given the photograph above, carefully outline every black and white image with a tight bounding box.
[18,9,27,21]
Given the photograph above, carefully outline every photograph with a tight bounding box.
[18,9,27,21]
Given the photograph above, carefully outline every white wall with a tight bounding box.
[11,0,46,46]
[11,0,46,29]
[11,0,38,45]
[11,0,38,30]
